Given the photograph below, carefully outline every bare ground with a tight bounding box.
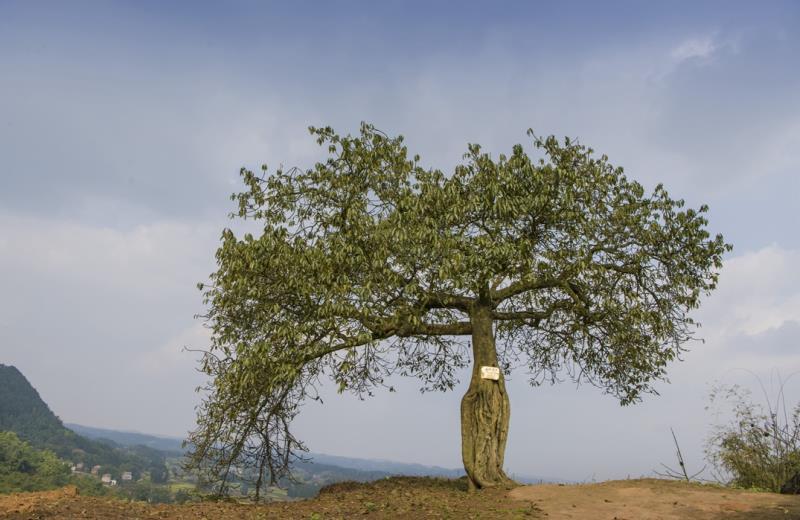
[1,477,799,519]
[510,478,800,519]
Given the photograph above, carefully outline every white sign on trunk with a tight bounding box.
[480,366,500,381]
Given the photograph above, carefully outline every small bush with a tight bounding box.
[705,382,800,492]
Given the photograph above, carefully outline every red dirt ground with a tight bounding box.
[1,477,799,519]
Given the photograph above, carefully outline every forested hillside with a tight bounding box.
[0,364,167,482]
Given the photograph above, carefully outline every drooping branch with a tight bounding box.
[184,354,312,499]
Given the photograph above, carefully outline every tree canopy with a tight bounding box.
[187,124,730,494]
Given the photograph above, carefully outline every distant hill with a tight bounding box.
[305,453,564,484]
[306,453,465,479]
[65,424,184,455]
[62,423,461,481]
[0,364,168,481]
[66,419,565,485]
[62,424,413,497]
[60,422,465,480]
[62,422,463,479]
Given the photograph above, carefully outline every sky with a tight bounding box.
[1,0,799,482]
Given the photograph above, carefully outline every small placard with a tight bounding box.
[480,366,500,381]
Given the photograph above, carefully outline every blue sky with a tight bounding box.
[1,1,799,481]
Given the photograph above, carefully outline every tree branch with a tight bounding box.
[419,292,474,312]
[492,300,572,322]
[299,319,473,366]
[401,321,473,336]
[491,309,553,321]
[492,277,562,302]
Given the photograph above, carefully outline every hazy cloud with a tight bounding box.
[0,215,215,435]
[670,36,719,62]
[697,245,800,338]
[726,321,800,358]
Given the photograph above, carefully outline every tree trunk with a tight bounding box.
[460,303,513,490]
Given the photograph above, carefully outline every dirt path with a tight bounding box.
[510,478,800,519]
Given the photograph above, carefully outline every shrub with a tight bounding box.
[705,382,800,492]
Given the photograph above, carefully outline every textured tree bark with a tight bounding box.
[460,303,513,491]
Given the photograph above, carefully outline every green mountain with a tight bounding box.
[0,365,67,447]
[0,364,167,482]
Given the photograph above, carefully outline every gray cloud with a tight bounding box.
[2,18,798,240]
[726,321,800,357]
[0,216,216,436]
[2,4,800,481]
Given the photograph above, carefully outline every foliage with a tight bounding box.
[0,431,70,493]
[69,473,109,496]
[706,381,800,492]
[187,124,730,496]
[0,430,175,499]
[115,479,175,504]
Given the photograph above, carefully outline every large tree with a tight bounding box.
[186,124,730,493]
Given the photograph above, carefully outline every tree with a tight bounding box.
[186,123,730,492]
